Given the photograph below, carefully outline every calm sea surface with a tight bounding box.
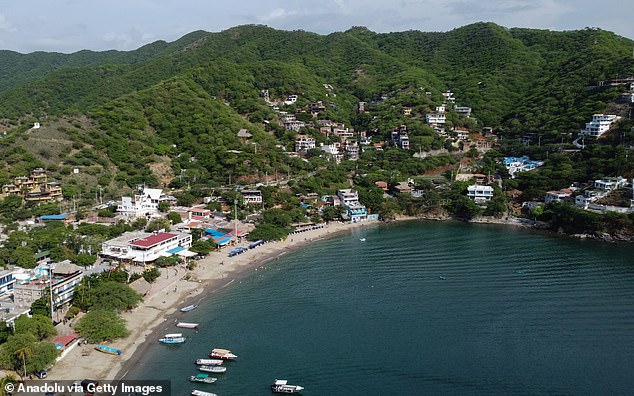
[125,221,634,395]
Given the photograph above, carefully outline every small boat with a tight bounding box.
[191,390,217,396]
[181,304,199,312]
[189,374,217,384]
[439,276,446,280]
[199,365,227,373]
[195,359,224,366]
[177,322,199,329]
[94,345,122,355]
[159,333,186,344]
[209,348,237,360]
[359,238,366,242]
[271,379,304,393]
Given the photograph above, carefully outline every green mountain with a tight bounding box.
[0,23,632,197]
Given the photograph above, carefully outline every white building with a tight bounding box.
[467,185,494,203]
[117,188,170,219]
[284,95,298,105]
[594,177,627,191]
[544,189,573,204]
[581,114,619,137]
[101,231,193,264]
[426,113,446,125]
[337,189,368,222]
[241,190,263,205]
[320,143,343,163]
[295,135,316,152]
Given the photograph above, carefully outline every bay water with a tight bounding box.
[126,221,634,395]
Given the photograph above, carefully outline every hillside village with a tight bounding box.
[0,24,633,379]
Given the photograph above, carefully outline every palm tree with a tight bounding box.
[15,346,31,380]
[0,374,17,396]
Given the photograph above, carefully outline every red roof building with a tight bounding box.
[130,232,178,249]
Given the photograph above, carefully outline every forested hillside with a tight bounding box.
[0,22,632,204]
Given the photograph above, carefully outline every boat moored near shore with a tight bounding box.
[191,390,217,396]
[198,365,227,373]
[189,374,217,384]
[271,379,304,393]
[176,322,199,329]
[180,304,199,312]
[159,333,186,344]
[195,358,223,366]
[209,348,237,360]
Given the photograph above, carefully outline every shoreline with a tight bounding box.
[47,220,375,382]
[44,214,629,382]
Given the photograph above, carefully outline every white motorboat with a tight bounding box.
[177,322,199,329]
[191,390,217,396]
[195,358,224,366]
[209,348,238,360]
[199,365,227,373]
[271,379,304,393]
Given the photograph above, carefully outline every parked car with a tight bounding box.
[36,369,47,379]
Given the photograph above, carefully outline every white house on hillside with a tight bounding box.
[467,185,494,203]
[117,188,174,219]
[581,114,619,137]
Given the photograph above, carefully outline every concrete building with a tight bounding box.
[467,185,494,203]
[101,231,193,264]
[241,190,263,205]
[117,187,172,219]
[337,189,368,222]
[545,189,573,204]
[0,168,62,202]
[580,114,618,137]
[295,135,316,152]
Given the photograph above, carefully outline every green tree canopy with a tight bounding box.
[13,315,56,341]
[75,309,130,343]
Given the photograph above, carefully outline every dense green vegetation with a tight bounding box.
[0,23,631,239]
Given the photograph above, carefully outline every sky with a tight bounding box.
[0,0,633,54]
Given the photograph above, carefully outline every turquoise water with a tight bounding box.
[126,221,634,395]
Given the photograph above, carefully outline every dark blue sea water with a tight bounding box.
[126,221,634,395]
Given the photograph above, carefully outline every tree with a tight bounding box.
[167,212,182,225]
[247,223,289,241]
[0,333,58,378]
[145,218,171,232]
[75,309,130,343]
[158,201,171,212]
[13,315,56,341]
[30,296,50,317]
[189,240,213,255]
[321,205,344,222]
[0,322,11,344]
[84,282,142,312]
[142,267,161,283]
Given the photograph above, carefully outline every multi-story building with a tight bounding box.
[101,231,193,264]
[241,190,263,205]
[320,143,343,163]
[13,261,84,318]
[426,113,446,125]
[0,168,62,202]
[467,185,494,203]
[117,187,172,219]
[594,177,627,191]
[580,114,619,137]
[337,189,367,222]
[544,189,573,204]
[295,135,316,152]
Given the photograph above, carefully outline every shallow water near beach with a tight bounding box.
[125,221,634,395]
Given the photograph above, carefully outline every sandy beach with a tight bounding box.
[46,220,375,382]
